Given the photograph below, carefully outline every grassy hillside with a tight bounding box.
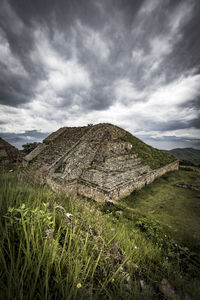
[122,132,176,169]
[166,148,200,166]
[0,167,200,299]
[119,165,200,251]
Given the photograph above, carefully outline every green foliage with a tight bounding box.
[0,171,200,299]
[122,132,176,169]
[179,160,195,167]
[135,217,162,241]
[22,142,41,155]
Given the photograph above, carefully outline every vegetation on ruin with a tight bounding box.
[122,131,176,169]
[0,166,200,299]
[21,142,41,155]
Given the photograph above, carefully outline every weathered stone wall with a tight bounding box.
[76,160,179,202]
[47,160,179,202]
[46,177,78,195]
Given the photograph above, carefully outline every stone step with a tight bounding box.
[93,157,142,171]
[80,165,151,189]
[105,153,138,163]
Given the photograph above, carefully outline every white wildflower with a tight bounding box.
[66,213,73,218]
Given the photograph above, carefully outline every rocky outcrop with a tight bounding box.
[23,123,178,201]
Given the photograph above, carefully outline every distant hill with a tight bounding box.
[166,148,200,166]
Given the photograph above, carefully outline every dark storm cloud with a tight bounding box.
[0,72,34,106]
[0,0,200,149]
[167,1,200,75]
[0,0,154,109]
[150,119,200,131]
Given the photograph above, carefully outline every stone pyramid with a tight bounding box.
[0,137,22,166]
[23,123,178,202]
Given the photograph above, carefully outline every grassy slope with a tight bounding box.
[122,132,176,169]
[0,167,200,299]
[120,166,200,251]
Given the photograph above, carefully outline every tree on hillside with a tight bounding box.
[22,142,41,155]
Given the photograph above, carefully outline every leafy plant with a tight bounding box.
[135,217,162,241]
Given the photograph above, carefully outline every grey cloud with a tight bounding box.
[137,134,200,150]
[0,72,34,106]
[151,120,200,131]
[167,1,200,75]
[0,0,200,149]
[86,86,114,111]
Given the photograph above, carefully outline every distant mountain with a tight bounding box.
[165,148,200,166]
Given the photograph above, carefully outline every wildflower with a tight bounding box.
[89,225,92,230]
[77,283,82,288]
[45,229,52,237]
[98,226,103,236]
[66,213,73,218]
[103,268,107,276]
[134,245,138,249]
[111,278,115,283]
[66,218,71,225]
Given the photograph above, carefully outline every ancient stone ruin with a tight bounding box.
[23,123,179,202]
[0,137,22,166]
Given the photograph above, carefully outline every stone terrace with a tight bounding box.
[23,124,178,201]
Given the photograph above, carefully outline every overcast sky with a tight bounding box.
[0,0,200,149]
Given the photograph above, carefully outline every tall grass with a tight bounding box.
[0,172,199,299]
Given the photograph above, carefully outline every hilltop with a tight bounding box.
[23,123,177,201]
